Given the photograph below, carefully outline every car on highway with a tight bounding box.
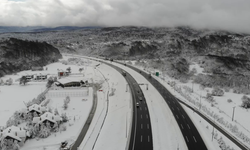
[139,97,143,101]
[122,70,126,76]
[136,102,139,107]
[148,73,151,78]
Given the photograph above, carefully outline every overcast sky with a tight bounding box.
[1,0,250,33]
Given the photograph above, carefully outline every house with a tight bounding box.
[0,126,30,146]
[55,77,87,88]
[58,69,70,77]
[32,112,61,128]
[25,75,34,80]
[34,74,47,80]
[28,104,46,116]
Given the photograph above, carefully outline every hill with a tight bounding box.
[0,38,62,77]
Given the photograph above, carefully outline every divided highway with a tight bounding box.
[97,60,153,150]
[116,61,208,150]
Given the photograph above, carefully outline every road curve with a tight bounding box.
[117,61,208,150]
[99,60,153,150]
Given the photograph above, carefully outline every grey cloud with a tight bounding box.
[0,0,250,33]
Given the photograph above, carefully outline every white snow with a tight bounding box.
[1,54,250,150]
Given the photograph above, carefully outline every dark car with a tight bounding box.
[122,70,126,76]
[148,74,152,78]
[139,97,143,101]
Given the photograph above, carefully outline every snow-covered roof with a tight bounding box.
[28,104,46,114]
[0,126,29,142]
[32,112,61,124]
[57,77,87,85]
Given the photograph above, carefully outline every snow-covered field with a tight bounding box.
[2,54,250,150]
[0,57,97,150]
[124,60,250,150]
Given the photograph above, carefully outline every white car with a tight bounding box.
[136,102,139,107]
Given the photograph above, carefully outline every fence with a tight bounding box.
[46,89,89,98]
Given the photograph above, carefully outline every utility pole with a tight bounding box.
[232,106,236,121]
[212,126,214,141]
[192,82,194,93]
[199,91,202,110]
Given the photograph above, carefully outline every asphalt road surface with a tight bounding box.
[118,61,208,150]
[100,60,153,150]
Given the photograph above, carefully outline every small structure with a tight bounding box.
[58,70,70,78]
[25,75,34,80]
[31,66,43,71]
[34,74,47,80]
[28,104,47,116]
[0,126,30,146]
[55,77,87,88]
[32,112,62,128]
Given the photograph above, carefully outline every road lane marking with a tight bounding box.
[177,107,179,111]
[148,136,150,142]
[146,114,148,118]
[141,124,143,129]
[176,115,179,119]
[193,136,197,142]
[147,124,149,129]
[182,115,185,119]
[141,115,143,119]
[186,136,189,142]
[181,124,183,129]
[187,124,190,129]
[172,107,174,110]
[140,107,142,111]
[141,135,143,142]
[145,107,147,111]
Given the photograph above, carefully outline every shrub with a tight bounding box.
[59,125,67,132]
[241,95,250,108]
[39,125,51,138]
[63,96,70,110]
[224,87,230,92]
[206,93,214,102]
[211,87,224,96]
[61,113,68,122]
[109,88,116,96]
[227,99,232,103]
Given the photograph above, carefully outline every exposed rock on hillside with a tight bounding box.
[0,38,62,77]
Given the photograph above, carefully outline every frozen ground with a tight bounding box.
[124,60,250,150]
[2,54,249,150]
[0,56,97,150]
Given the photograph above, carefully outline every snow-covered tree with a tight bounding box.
[66,67,71,73]
[38,124,51,138]
[0,79,4,86]
[46,76,57,88]
[212,87,224,96]
[19,76,28,85]
[61,113,68,122]
[54,108,59,115]
[241,95,250,108]
[79,68,83,73]
[63,96,70,110]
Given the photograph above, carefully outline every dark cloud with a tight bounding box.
[0,0,250,33]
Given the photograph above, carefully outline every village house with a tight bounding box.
[28,104,47,117]
[0,126,30,147]
[32,112,62,128]
[54,77,88,88]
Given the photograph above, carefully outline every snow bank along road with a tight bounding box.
[70,87,97,150]
[89,59,153,150]
[114,61,208,150]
